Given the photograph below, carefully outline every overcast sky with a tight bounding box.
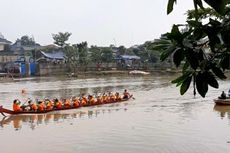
[0,0,194,47]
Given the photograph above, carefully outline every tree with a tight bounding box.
[89,46,102,63]
[117,46,126,55]
[18,35,36,46]
[101,47,113,63]
[101,47,114,68]
[64,45,78,73]
[77,42,88,69]
[157,0,230,97]
[52,32,72,48]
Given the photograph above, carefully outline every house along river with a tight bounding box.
[0,74,230,153]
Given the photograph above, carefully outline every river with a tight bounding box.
[0,74,230,153]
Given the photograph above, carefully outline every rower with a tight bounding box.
[38,101,45,112]
[72,97,80,108]
[81,94,88,106]
[64,99,71,108]
[54,98,62,109]
[45,99,53,110]
[123,89,131,99]
[115,92,122,101]
[20,98,32,111]
[13,99,22,112]
[88,95,96,105]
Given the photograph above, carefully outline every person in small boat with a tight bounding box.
[123,89,131,99]
[13,99,22,112]
[219,91,227,99]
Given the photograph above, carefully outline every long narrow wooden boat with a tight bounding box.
[214,98,230,105]
[0,97,132,116]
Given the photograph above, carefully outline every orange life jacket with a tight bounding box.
[46,101,53,110]
[81,99,87,106]
[38,103,45,111]
[31,103,38,111]
[97,97,102,104]
[89,97,96,105]
[64,99,71,108]
[13,103,21,112]
[56,101,62,109]
[73,99,80,108]
[111,95,116,102]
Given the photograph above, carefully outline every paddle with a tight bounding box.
[130,94,135,100]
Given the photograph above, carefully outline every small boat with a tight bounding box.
[214,98,230,105]
[0,97,132,116]
[129,70,150,75]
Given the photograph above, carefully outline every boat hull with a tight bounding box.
[0,98,131,115]
[214,99,230,105]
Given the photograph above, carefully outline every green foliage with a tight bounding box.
[101,47,114,63]
[89,46,102,63]
[77,42,88,66]
[167,0,177,14]
[64,45,78,72]
[159,0,230,97]
[52,32,72,47]
[19,35,36,46]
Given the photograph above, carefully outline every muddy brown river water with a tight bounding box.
[0,74,230,153]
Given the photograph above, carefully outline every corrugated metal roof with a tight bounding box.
[41,51,65,60]
[0,38,11,44]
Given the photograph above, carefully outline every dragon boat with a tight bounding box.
[0,97,132,116]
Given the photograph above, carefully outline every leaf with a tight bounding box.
[196,0,204,9]
[167,0,177,14]
[220,55,230,70]
[171,71,192,87]
[180,76,192,95]
[196,72,208,97]
[182,61,189,73]
[204,0,227,15]
[185,49,199,70]
[173,48,184,67]
[168,25,183,43]
[205,72,219,88]
[160,45,176,61]
[212,66,227,79]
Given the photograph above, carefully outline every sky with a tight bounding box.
[0,0,194,47]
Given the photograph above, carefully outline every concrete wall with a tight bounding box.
[38,63,67,76]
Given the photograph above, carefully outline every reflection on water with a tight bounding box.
[214,105,230,119]
[0,105,128,130]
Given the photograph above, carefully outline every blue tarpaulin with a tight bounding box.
[29,62,36,76]
[115,55,140,60]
